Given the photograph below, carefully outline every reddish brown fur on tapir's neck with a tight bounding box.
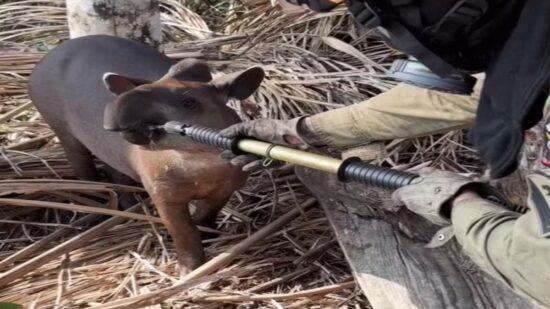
[28,35,264,274]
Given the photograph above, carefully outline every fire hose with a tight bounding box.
[151,121,419,190]
[151,121,530,214]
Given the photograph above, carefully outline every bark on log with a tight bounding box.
[296,167,536,309]
[66,0,162,48]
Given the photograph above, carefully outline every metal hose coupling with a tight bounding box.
[150,121,187,134]
[153,122,242,154]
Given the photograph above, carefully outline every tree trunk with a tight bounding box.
[66,0,162,48]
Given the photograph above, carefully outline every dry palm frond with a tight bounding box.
[0,0,67,46]
[0,144,365,308]
[0,0,215,47]
[161,0,215,41]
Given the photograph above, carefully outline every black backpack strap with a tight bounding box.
[346,0,380,27]
[390,0,423,30]
[347,0,457,76]
[426,0,488,45]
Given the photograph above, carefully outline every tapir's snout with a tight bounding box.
[105,120,159,146]
[103,121,139,132]
[122,129,153,145]
[103,112,146,133]
[103,95,167,146]
[103,123,122,131]
[103,91,159,130]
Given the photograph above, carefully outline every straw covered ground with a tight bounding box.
[0,0,482,308]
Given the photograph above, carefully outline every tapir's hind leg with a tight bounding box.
[53,130,100,181]
[192,196,231,229]
[101,165,141,209]
[192,197,232,240]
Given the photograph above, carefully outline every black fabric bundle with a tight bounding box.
[469,0,550,178]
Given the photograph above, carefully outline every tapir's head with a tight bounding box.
[102,59,264,148]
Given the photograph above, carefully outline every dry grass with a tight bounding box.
[0,0,481,308]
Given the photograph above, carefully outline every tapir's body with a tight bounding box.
[29,35,263,273]
[29,35,172,179]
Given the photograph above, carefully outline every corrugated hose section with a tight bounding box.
[342,161,418,190]
[184,126,234,150]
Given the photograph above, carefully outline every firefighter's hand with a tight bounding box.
[220,150,284,173]
[220,117,327,172]
[392,168,479,225]
[221,117,312,149]
[220,117,308,172]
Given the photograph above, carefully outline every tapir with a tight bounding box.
[28,35,264,274]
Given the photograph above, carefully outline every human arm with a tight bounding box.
[306,82,480,148]
[451,182,550,307]
[394,170,550,307]
[223,80,482,151]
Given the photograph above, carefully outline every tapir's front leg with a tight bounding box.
[149,192,205,275]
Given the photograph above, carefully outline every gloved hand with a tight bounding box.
[219,150,280,173]
[392,168,482,225]
[221,117,310,149]
[220,117,324,172]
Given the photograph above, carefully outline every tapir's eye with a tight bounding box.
[182,98,198,110]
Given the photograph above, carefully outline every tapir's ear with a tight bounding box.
[163,59,212,82]
[211,67,264,100]
[102,73,151,95]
